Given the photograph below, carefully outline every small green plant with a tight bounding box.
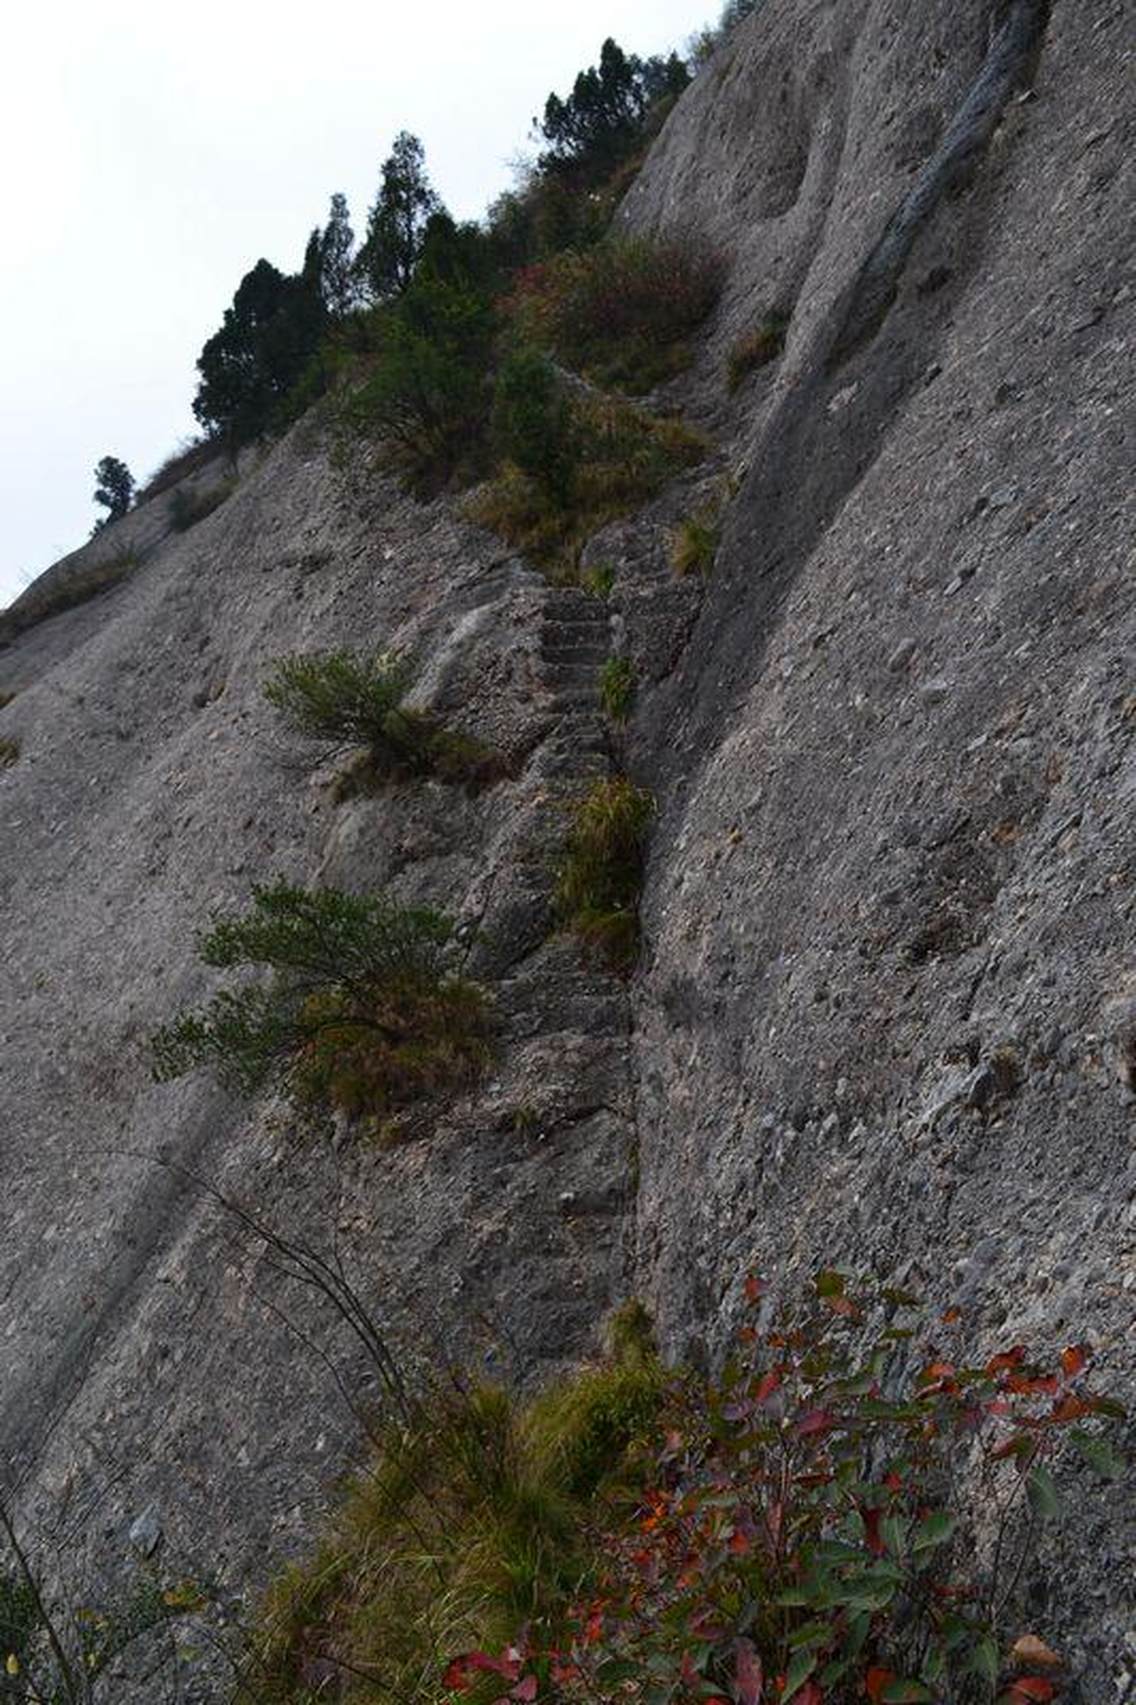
[0,739,19,769]
[443,1274,1126,1705]
[238,1324,663,1704]
[151,881,490,1125]
[669,512,720,577]
[580,561,615,599]
[598,655,635,723]
[469,394,706,577]
[554,777,654,970]
[727,312,789,390]
[511,238,725,394]
[0,690,17,708]
[167,479,235,532]
[264,650,503,790]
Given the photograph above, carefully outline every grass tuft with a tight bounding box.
[167,479,236,532]
[0,737,19,768]
[554,777,654,972]
[669,513,720,578]
[239,1327,662,1704]
[469,394,706,579]
[726,313,789,390]
[598,655,635,724]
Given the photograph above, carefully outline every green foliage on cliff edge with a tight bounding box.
[150,882,490,1128]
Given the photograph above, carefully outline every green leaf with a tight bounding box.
[783,1648,818,1701]
[882,1683,933,1703]
[816,1269,847,1297]
[788,1620,832,1650]
[913,1511,955,1552]
[881,1514,909,1557]
[1069,1429,1125,1479]
[970,1636,999,1684]
[1026,1464,1061,1519]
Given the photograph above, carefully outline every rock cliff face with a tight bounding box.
[1,0,1132,1691]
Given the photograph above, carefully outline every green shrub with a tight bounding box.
[238,1322,662,1704]
[263,649,503,790]
[669,511,720,577]
[598,655,635,723]
[554,776,653,970]
[469,393,706,577]
[151,882,490,1127]
[0,739,19,769]
[443,1274,1127,1705]
[167,479,235,532]
[342,280,496,494]
[510,237,725,393]
[726,311,789,389]
[490,347,575,502]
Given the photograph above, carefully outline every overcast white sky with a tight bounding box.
[0,0,711,608]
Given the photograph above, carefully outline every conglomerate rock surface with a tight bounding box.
[1,0,1132,1693]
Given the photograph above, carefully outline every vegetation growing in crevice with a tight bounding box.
[469,394,706,579]
[167,479,237,533]
[554,777,654,970]
[236,1312,663,1705]
[508,238,725,395]
[441,1276,1126,1705]
[239,1277,1124,1705]
[669,510,720,577]
[0,738,19,769]
[263,649,505,791]
[150,882,490,1130]
[598,655,636,723]
[727,311,790,390]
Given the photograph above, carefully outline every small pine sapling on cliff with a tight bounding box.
[263,649,504,790]
[151,882,490,1127]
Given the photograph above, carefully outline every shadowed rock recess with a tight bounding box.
[1,0,1133,1693]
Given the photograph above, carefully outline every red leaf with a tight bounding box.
[1004,1680,1056,1703]
[734,1635,764,1704]
[922,1360,956,1382]
[443,1651,520,1690]
[866,1669,895,1704]
[745,1275,768,1302]
[986,1346,1027,1376]
[1061,1344,1089,1378]
[1050,1393,1091,1423]
[511,1679,538,1702]
[941,1306,962,1324]
[797,1409,835,1437]
[826,1295,858,1318]
[797,1685,824,1705]
[863,1507,885,1557]
[754,1371,782,1406]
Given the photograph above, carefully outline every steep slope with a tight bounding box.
[0,0,1133,1690]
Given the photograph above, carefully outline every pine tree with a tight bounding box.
[92,455,135,526]
[318,192,356,317]
[355,133,442,302]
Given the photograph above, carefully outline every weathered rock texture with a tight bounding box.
[1,0,1133,1693]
